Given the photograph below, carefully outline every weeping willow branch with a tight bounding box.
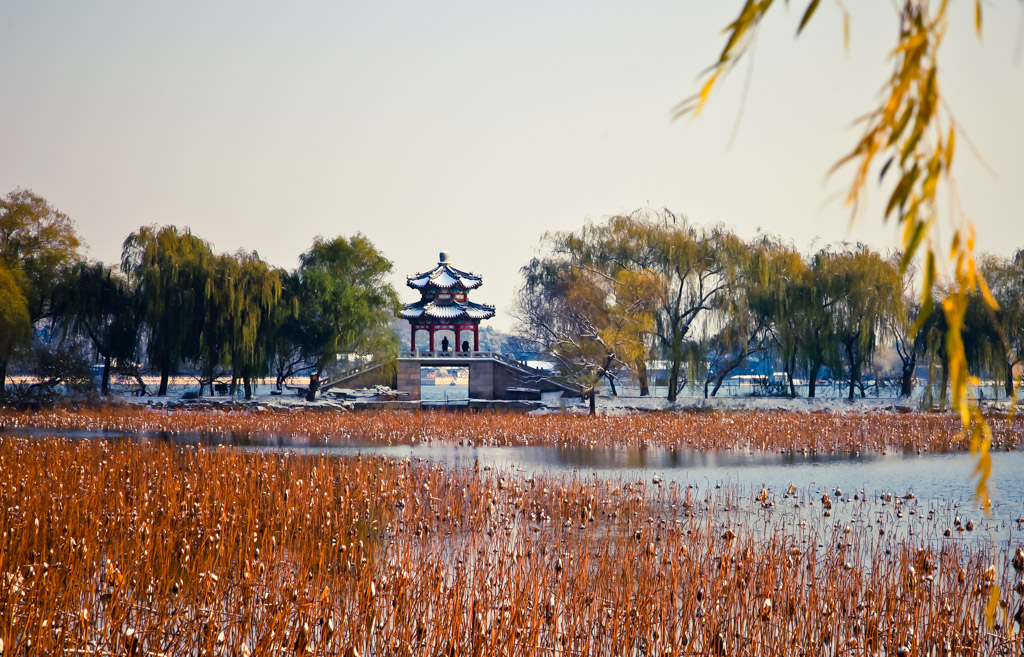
[677,0,1020,626]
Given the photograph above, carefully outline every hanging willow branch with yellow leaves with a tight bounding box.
[675,0,1019,628]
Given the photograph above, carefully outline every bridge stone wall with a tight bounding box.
[468,361,495,400]
[397,360,422,400]
[394,356,577,401]
[336,366,395,390]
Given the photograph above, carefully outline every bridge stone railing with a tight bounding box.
[400,350,504,360]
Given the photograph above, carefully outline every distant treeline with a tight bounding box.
[513,209,1024,405]
[1,188,396,403]
[2,192,1022,405]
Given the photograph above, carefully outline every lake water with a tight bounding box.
[6,425,1022,514]
[420,383,469,404]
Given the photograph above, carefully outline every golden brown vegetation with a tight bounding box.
[2,407,1023,454]
[2,434,1023,656]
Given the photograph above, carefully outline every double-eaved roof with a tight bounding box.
[406,262,483,290]
[400,298,495,321]
[400,251,496,322]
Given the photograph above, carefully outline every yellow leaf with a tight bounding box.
[899,216,932,273]
[975,0,983,38]
[910,252,935,336]
[695,69,723,116]
[887,101,916,147]
[885,165,919,219]
[900,128,923,166]
[976,268,999,310]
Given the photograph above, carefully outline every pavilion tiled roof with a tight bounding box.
[399,299,495,321]
[406,261,483,290]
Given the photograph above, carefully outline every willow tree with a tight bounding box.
[548,210,746,402]
[0,263,31,396]
[221,252,283,399]
[269,271,303,391]
[745,236,808,397]
[295,234,399,401]
[982,250,1024,397]
[51,262,141,395]
[122,226,214,396]
[196,254,236,393]
[681,0,1010,514]
[815,246,902,400]
[691,233,817,398]
[197,252,283,398]
[515,250,660,414]
[888,264,929,398]
[793,256,841,398]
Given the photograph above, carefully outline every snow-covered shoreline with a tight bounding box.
[101,384,1022,417]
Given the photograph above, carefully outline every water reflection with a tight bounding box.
[5,426,1024,509]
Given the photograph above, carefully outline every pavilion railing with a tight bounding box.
[400,350,505,360]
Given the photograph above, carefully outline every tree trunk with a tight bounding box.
[784,353,797,397]
[588,388,596,416]
[101,356,111,396]
[900,355,916,398]
[667,355,682,403]
[1006,361,1015,398]
[158,360,170,396]
[846,341,857,401]
[0,358,7,399]
[244,376,253,400]
[807,359,821,398]
[606,374,617,396]
[637,359,649,396]
[306,372,320,402]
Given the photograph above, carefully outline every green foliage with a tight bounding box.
[547,210,747,402]
[200,251,283,398]
[52,262,141,395]
[702,234,806,397]
[977,252,1024,393]
[0,188,83,321]
[516,247,660,404]
[122,225,214,396]
[744,236,808,396]
[294,235,399,397]
[0,262,32,394]
[814,246,902,400]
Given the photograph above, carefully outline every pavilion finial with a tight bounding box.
[439,250,450,264]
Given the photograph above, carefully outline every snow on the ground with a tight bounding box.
[105,382,1022,416]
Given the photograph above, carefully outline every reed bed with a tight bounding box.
[2,436,1023,656]
[2,406,1023,454]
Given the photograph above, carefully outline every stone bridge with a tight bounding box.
[324,351,578,401]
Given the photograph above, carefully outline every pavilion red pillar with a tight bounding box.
[410,325,416,352]
[429,325,435,352]
[473,324,479,351]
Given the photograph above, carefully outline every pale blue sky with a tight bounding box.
[2,1,1022,330]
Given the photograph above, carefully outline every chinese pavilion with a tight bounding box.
[399,251,496,352]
